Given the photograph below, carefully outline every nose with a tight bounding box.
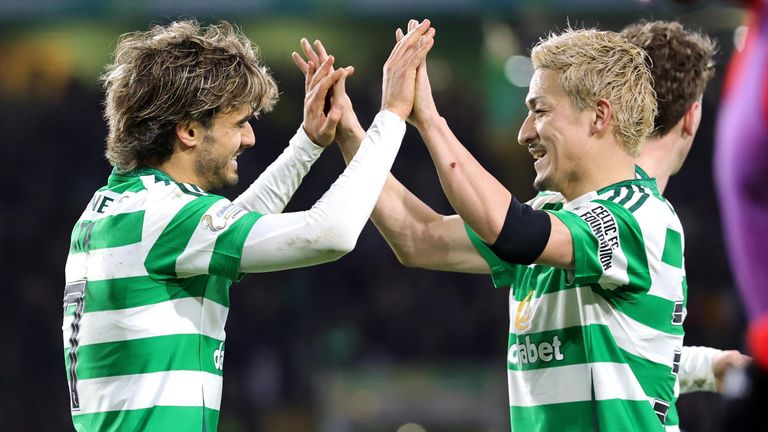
[518,113,537,146]
[242,122,255,148]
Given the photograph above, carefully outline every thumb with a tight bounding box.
[334,70,349,97]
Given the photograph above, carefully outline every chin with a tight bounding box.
[533,175,552,192]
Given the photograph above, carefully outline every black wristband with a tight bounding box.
[488,196,552,265]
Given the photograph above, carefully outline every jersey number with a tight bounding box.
[63,281,86,411]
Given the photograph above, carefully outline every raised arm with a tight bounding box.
[411,59,572,269]
[233,56,353,214]
[291,26,490,273]
[236,20,436,273]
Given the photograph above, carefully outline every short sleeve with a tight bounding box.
[464,223,518,288]
[548,200,651,296]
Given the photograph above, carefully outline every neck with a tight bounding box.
[561,147,636,201]
[150,151,204,189]
[635,135,676,194]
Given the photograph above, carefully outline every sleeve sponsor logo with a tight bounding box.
[201,203,245,232]
[577,203,619,271]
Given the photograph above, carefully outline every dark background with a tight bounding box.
[0,1,750,431]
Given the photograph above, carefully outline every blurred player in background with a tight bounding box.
[715,0,768,324]
[62,18,434,431]
[714,0,768,429]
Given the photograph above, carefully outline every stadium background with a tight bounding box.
[0,0,749,430]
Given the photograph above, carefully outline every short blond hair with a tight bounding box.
[531,28,657,156]
[102,20,279,172]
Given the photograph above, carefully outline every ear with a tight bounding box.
[681,100,701,138]
[590,98,613,136]
[175,120,205,149]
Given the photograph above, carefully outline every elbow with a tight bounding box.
[394,251,422,268]
[319,225,359,259]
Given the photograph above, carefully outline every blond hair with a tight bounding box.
[531,28,657,156]
[102,20,278,172]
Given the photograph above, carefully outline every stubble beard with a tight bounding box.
[195,134,238,191]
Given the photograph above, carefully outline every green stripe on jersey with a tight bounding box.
[70,211,145,253]
[661,229,683,268]
[65,334,224,379]
[210,212,263,281]
[464,224,517,288]
[509,398,664,431]
[606,290,684,336]
[507,324,623,371]
[72,406,220,432]
[144,195,224,280]
[621,349,676,404]
[81,275,230,313]
[628,193,650,213]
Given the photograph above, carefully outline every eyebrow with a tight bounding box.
[236,111,255,125]
[526,96,543,109]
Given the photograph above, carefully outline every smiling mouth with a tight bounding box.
[529,147,547,164]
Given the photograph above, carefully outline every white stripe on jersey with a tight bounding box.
[80,190,148,222]
[649,261,686,301]
[71,370,222,415]
[63,297,228,348]
[507,362,649,407]
[66,243,148,282]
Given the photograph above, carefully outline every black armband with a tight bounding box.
[488,196,551,265]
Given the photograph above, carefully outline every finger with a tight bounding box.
[396,28,404,42]
[319,73,347,140]
[320,104,343,142]
[402,30,435,69]
[314,40,330,64]
[304,60,316,93]
[333,69,348,101]
[308,67,346,110]
[291,51,310,75]
[300,37,321,68]
[388,19,431,62]
[308,55,336,92]
[343,65,355,77]
[408,19,418,33]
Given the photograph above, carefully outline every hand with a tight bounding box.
[713,349,752,393]
[381,19,436,120]
[396,20,440,129]
[292,39,363,145]
[297,53,351,147]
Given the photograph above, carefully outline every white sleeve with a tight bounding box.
[239,110,406,272]
[679,345,720,393]
[233,126,324,214]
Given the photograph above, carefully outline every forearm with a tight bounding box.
[239,111,405,272]
[336,118,487,272]
[233,126,324,214]
[418,116,511,244]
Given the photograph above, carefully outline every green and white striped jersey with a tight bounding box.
[467,176,686,432]
[63,168,262,431]
[62,111,406,432]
